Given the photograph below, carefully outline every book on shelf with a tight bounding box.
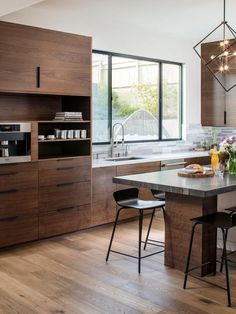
[53,111,83,121]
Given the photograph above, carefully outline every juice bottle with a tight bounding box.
[211,149,219,173]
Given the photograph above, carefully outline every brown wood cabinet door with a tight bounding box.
[0,22,39,93]
[0,21,91,96]
[92,166,117,226]
[201,42,226,127]
[35,28,91,96]
[116,162,161,220]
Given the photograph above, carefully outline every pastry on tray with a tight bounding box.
[185,164,204,173]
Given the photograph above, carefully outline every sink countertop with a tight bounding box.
[92,150,209,168]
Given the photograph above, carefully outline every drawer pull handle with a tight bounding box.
[56,167,74,171]
[56,182,75,187]
[56,207,75,212]
[0,216,18,222]
[0,189,18,194]
[0,172,17,176]
[56,158,74,162]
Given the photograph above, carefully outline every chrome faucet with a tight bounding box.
[110,123,125,157]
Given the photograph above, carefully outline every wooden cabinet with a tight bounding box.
[201,40,236,126]
[184,156,211,166]
[0,215,38,248]
[0,21,91,96]
[0,21,92,247]
[0,162,38,248]
[39,157,91,186]
[92,166,117,226]
[39,156,92,237]
[0,22,40,93]
[92,161,161,225]
[39,205,91,239]
[37,30,91,96]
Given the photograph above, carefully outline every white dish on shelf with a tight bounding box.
[38,135,45,140]
[46,135,56,140]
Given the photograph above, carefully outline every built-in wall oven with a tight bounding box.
[0,122,31,164]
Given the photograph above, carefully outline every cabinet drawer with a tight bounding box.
[0,215,38,248]
[0,162,38,191]
[39,181,91,213]
[116,161,161,176]
[39,157,91,186]
[39,204,91,238]
[0,188,38,218]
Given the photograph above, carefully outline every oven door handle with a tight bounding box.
[161,162,186,168]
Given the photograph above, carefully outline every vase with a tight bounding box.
[229,152,236,174]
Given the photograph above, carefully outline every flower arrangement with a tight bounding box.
[219,136,236,174]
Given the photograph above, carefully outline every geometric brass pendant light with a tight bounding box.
[193,0,236,92]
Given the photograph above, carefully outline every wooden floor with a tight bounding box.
[0,216,236,314]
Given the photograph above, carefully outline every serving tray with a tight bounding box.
[178,170,214,178]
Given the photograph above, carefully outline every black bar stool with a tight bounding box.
[183,211,236,307]
[106,188,165,273]
[143,189,166,250]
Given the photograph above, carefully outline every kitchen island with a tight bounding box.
[113,170,236,276]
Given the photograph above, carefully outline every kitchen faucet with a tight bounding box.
[110,123,127,157]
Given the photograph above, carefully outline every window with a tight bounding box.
[92,51,182,143]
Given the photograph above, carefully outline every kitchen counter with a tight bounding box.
[113,169,236,197]
[92,150,209,168]
[113,168,235,276]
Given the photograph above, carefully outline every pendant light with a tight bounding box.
[193,0,236,92]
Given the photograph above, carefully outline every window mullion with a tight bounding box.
[108,54,112,143]
[159,63,163,141]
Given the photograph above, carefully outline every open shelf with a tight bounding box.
[38,138,91,142]
[36,120,91,123]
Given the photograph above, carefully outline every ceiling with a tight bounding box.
[0,0,45,17]
[1,0,236,41]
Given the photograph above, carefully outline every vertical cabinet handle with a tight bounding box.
[36,66,40,88]
[224,110,227,125]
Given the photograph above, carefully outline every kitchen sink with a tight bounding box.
[105,156,144,162]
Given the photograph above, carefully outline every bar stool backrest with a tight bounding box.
[113,188,139,204]
[231,211,236,227]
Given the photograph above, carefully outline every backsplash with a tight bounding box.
[92,124,236,159]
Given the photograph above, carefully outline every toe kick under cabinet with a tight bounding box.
[38,156,92,239]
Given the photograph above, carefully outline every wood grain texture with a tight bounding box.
[116,162,161,220]
[39,156,91,186]
[0,218,235,312]
[39,204,91,238]
[0,162,38,191]
[0,21,91,96]
[0,215,38,247]
[165,192,217,276]
[185,156,211,166]
[201,39,236,127]
[92,166,117,226]
[39,181,91,213]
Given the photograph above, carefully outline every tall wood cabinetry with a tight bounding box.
[0,21,92,247]
[201,40,236,126]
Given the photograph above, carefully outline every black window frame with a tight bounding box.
[92,49,183,145]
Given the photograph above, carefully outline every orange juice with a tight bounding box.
[211,150,219,172]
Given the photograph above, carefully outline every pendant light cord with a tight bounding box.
[223,0,226,40]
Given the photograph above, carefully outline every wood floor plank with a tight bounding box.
[0,217,235,313]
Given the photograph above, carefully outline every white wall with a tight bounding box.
[0,0,201,129]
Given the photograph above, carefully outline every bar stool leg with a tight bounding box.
[220,228,228,273]
[143,208,155,250]
[106,207,122,262]
[183,222,198,289]
[222,228,231,307]
[138,209,144,274]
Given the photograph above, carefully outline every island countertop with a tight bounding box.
[113,169,236,197]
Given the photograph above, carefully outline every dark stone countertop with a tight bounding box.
[113,169,236,197]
